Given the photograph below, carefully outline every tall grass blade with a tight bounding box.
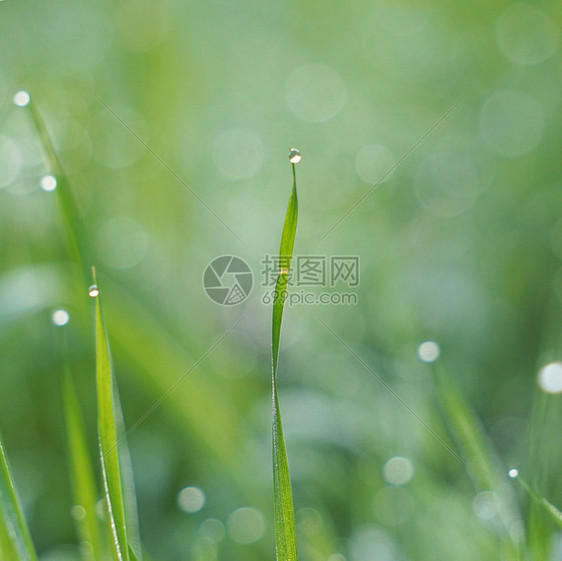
[27,98,90,279]
[0,434,38,561]
[271,155,299,561]
[93,268,130,561]
[61,346,103,560]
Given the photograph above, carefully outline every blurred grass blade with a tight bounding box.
[433,363,522,559]
[434,364,497,490]
[93,268,130,561]
[271,156,299,561]
[0,434,38,561]
[114,390,142,560]
[61,345,103,561]
[517,475,562,530]
[27,98,90,278]
[129,545,140,561]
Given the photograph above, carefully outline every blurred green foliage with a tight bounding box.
[1,0,562,560]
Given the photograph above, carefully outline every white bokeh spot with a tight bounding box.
[177,486,206,513]
[40,175,58,192]
[417,341,440,363]
[383,456,415,486]
[13,91,30,107]
[52,309,70,327]
[538,362,562,394]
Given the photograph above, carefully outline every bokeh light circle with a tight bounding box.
[212,128,264,180]
[417,341,440,363]
[355,144,396,184]
[537,362,562,394]
[479,91,544,157]
[96,216,149,270]
[52,309,70,327]
[13,90,30,107]
[0,136,22,189]
[285,63,346,123]
[40,175,58,192]
[177,486,206,513]
[227,507,265,544]
[496,3,559,65]
[383,456,415,486]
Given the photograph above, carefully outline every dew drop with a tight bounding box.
[40,174,57,192]
[88,284,100,297]
[289,147,301,164]
[13,90,30,107]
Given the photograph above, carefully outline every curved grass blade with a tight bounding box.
[93,268,130,561]
[26,97,90,279]
[271,152,300,561]
[0,434,38,561]
[61,345,103,561]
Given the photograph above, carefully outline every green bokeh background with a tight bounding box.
[1,0,562,560]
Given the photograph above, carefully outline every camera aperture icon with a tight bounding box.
[203,255,253,305]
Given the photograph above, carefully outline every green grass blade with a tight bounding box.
[61,351,103,560]
[129,545,140,561]
[433,363,523,559]
[0,434,38,561]
[272,161,298,370]
[271,155,300,561]
[114,392,142,560]
[516,475,562,530]
[26,97,90,279]
[93,268,130,561]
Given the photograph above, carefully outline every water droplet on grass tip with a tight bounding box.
[289,147,301,164]
[508,468,519,479]
[13,91,30,107]
[88,284,99,297]
[40,175,57,192]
